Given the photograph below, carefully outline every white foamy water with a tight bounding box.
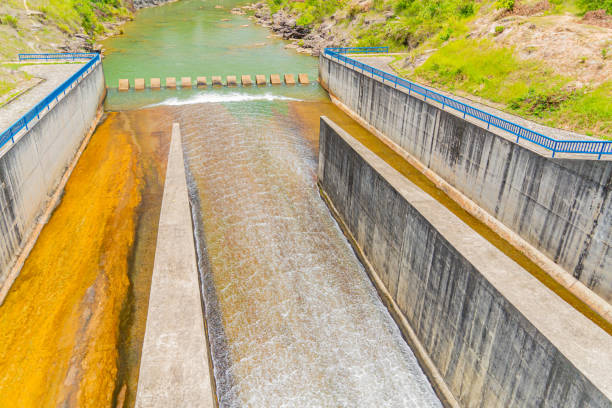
[177,101,442,408]
[150,92,301,107]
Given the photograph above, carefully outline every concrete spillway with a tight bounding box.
[177,101,443,407]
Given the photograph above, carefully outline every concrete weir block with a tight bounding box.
[181,77,192,88]
[226,75,237,87]
[165,77,176,89]
[284,74,296,85]
[212,76,222,86]
[134,78,145,91]
[298,73,309,84]
[118,79,129,91]
[270,74,281,85]
[241,75,252,86]
[150,78,161,90]
[255,74,267,86]
[196,76,207,87]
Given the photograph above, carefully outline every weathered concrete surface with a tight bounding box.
[165,77,176,88]
[241,75,252,86]
[151,78,161,89]
[135,123,215,408]
[319,55,612,304]
[197,76,207,87]
[0,63,82,131]
[181,77,192,88]
[318,117,612,408]
[298,73,309,84]
[255,74,266,85]
[0,62,105,299]
[135,78,145,91]
[119,78,129,91]
[270,74,281,85]
[284,73,295,85]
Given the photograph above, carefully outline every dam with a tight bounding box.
[0,0,610,407]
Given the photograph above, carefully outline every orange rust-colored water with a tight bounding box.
[0,109,170,407]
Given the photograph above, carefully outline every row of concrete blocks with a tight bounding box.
[118,73,309,91]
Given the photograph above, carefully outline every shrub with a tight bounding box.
[458,1,475,16]
[57,22,71,33]
[394,0,411,13]
[495,25,505,34]
[0,15,18,28]
[495,0,515,10]
[296,12,315,26]
[439,27,452,40]
[577,0,612,13]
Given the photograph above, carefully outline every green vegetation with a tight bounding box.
[577,0,612,13]
[34,0,131,36]
[495,0,514,11]
[359,0,477,49]
[412,39,611,137]
[267,0,611,137]
[0,0,131,100]
[0,15,19,28]
[270,0,344,26]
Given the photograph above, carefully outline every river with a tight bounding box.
[0,0,441,406]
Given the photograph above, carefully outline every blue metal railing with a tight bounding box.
[0,53,101,151]
[324,47,611,159]
[326,47,390,54]
[18,53,99,61]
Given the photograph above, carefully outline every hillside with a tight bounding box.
[0,0,172,107]
[252,0,612,138]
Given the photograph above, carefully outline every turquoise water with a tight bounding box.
[102,0,324,110]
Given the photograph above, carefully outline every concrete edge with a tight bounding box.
[317,184,460,408]
[135,123,216,407]
[321,85,612,327]
[318,115,612,400]
[187,195,220,408]
[0,97,106,306]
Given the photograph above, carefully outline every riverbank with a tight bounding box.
[249,0,611,139]
[0,0,176,105]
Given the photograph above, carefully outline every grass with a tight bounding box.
[411,39,611,138]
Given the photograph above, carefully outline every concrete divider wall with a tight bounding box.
[0,63,105,287]
[317,117,611,407]
[319,55,612,303]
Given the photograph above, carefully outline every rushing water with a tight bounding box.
[104,0,442,406]
[174,99,442,406]
[0,0,441,405]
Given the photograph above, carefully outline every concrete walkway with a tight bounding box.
[0,63,83,131]
[135,123,215,408]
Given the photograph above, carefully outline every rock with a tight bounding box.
[132,0,176,10]
[364,15,386,25]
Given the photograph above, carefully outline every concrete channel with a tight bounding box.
[317,116,612,407]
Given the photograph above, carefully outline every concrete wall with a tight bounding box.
[0,62,105,287]
[318,117,612,408]
[319,55,612,303]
